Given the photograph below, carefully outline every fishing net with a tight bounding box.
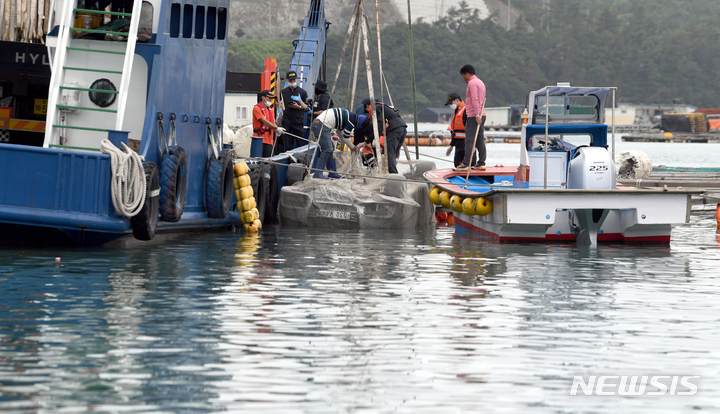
[278,161,435,229]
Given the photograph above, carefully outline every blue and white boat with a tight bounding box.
[0,0,318,246]
[425,84,701,246]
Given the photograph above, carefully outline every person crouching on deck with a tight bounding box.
[253,90,285,157]
[311,108,358,179]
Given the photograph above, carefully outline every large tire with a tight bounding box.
[159,146,187,222]
[285,162,307,186]
[249,164,267,223]
[205,150,233,219]
[131,161,159,241]
[265,163,279,224]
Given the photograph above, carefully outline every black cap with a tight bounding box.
[259,90,275,98]
[363,97,382,107]
[445,93,461,106]
[314,80,327,93]
[286,71,297,80]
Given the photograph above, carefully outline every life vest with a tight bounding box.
[252,102,275,145]
[450,102,466,139]
[362,135,384,155]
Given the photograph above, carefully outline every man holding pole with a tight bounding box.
[456,64,487,171]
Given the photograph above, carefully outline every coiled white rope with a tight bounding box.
[100,139,146,218]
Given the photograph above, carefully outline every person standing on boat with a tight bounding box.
[444,92,475,167]
[253,90,285,157]
[364,99,406,174]
[312,80,334,116]
[311,108,359,179]
[280,71,310,151]
[457,64,487,171]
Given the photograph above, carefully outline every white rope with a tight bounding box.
[100,139,146,218]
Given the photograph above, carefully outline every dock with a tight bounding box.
[618,167,720,210]
[622,132,720,143]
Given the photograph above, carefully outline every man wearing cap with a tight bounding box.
[280,71,309,151]
[444,92,474,167]
[312,80,334,116]
[363,99,406,174]
[311,108,360,179]
[253,90,285,157]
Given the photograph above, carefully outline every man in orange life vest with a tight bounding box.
[444,92,476,167]
[252,90,285,157]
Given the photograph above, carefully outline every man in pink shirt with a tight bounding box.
[457,64,487,170]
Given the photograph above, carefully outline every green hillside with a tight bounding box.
[227,0,720,115]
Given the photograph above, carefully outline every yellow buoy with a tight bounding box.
[243,223,250,232]
[450,195,463,213]
[251,207,260,220]
[246,185,254,198]
[241,198,252,211]
[473,197,493,216]
[242,211,254,223]
[462,197,476,215]
[242,175,252,188]
[233,177,241,189]
[253,219,262,230]
[664,132,673,138]
[429,187,442,205]
[240,186,251,200]
[439,191,451,209]
[249,197,257,209]
[234,162,248,176]
[234,189,241,201]
[248,224,259,233]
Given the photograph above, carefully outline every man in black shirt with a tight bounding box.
[364,100,407,174]
[312,80,333,116]
[280,70,309,151]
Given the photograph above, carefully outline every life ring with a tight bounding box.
[131,161,160,240]
[249,164,267,223]
[205,150,234,219]
[265,163,280,224]
[285,162,307,186]
[159,145,187,222]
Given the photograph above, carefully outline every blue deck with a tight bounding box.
[446,175,516,194]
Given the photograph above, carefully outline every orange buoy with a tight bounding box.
[716,204,720,228]
[447,213,455,225]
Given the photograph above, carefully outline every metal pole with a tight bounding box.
[507,0,510,30]
[612,88,616,161]
[544,87,549,189]
[407,0,419,159]
[374,0,390,173]
[360,3,385,173]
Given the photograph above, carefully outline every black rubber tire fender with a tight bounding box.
[249,164,267,223]
[285,162,307,186]
[205,150,233,219]
[159,146,187,222]
[131,161,159,241]
[265,163,279,224]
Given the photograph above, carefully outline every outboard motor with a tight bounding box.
[568,147,616,189]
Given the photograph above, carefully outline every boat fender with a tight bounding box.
[462,197,476,216]
[439,191,451,209]
[450,195,464,213]
[285,163,308,186]
[205,150,234,219]
[131,161,160,240]
[473,197,493,216]
[159,146,188,222]
[249,165,268,223]
[265,163,280,224]
[429,187,442,205]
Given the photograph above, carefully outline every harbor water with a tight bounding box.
[2,141,720,413]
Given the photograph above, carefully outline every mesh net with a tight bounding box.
[278,169,436,229]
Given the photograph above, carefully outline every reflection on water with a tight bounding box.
[1,215,720,413]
